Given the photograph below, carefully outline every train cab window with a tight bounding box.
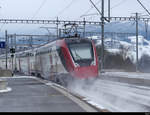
[69,43,94,61]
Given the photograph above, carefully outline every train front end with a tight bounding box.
[66,38,99,79]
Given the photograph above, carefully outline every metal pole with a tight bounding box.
[101,0,105,70]
[56,17,59,38]
[59,29,61,38]
[5,30,8,69]
[136,13,139,72]
[83,18,86,38]
[31,36,33,48]
[108,0,110,22]
[14,34,17,71]
[145,20,148,40]
[11,36,13,48]
[12,55,13,75]
[14,33,17,50]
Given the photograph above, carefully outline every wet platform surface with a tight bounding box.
[0,77,85,112]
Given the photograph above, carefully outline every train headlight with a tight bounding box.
[75,63,80,67]
[91,61,96,66]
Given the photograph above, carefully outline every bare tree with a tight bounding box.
[119,45,130,60]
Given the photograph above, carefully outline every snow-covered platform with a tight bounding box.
[100,70,150,86]
[0,79,8,90]
[0,76,97,112]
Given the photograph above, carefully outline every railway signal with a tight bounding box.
[10,48,15,54]
[10,48,15,76]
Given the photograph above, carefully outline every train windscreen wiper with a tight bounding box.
[74,50,83,61]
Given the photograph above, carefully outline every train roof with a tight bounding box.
[64,37,92,44]
[0,37,93,58]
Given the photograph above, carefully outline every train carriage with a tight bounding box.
[0,37,99,85]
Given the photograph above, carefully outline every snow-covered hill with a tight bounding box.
[86,21,150,40]
[90,35,150,63]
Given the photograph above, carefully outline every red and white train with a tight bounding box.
[0,37,99,84]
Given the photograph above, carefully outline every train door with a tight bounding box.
[21,56,28,75]
[35,51,42,77]
[14,55,17,72]
[30,53,36,76]
[35,51,43,78]
[39,53,43,76]
[40,51,51,80]
[18,57,21,72]
[27,54,30,75]
[34,52,38,75]
[54,53,58,74]
[49,49,54,81]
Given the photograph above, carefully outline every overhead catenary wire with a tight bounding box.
[55,0,76,18]
[88,0,110,22]
[31,0,47,19]
[79,0,127,20]
[41,0,77,35]
[79,0,101,19]
[137,0,150,16]
[109,0,127,11]
[14,0,47,34]
[142,0,150,11]
[0,1,4,31]
[89,0,102,16]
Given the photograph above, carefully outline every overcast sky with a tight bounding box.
[0,0,149,35]
[1,0,150,19]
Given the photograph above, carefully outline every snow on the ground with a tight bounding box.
[68,78,150,112]
[129,36,144,45]
[102,71,150,80]
[0,76,36,79]
[0,87,12,93]
[3,74,150,112]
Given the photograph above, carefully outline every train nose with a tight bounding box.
[73,66,98,78]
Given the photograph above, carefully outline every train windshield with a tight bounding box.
[69,43,94,61]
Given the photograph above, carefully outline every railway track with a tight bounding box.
[67,78,150,112]
[34,76,109,112]
[0,76,101,112]
[11,74,150,112]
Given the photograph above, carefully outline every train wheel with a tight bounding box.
[31,73,35,76]
[55,74,70,87]
[55,76,62,85]
[37,73,44,79]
